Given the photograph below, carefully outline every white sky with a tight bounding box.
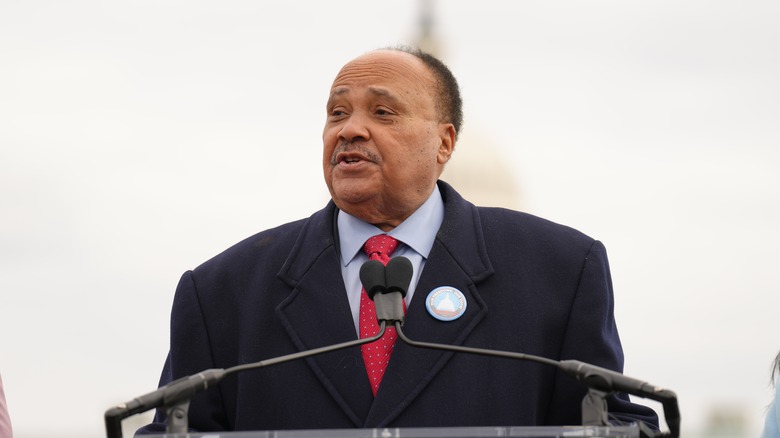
[1,1,779,437]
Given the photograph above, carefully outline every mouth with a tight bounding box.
[333,151,373,166]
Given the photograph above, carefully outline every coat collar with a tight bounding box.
[275,181,495,427]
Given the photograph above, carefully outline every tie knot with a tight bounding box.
[363,234,398,261]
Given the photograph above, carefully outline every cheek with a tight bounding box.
[391,145,436,182]
[420,134,443,165]
[322,130,338,163]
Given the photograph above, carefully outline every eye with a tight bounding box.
[329,108,348,118]
[375,107,393,116]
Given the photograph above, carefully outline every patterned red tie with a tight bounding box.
[359,234,404,396]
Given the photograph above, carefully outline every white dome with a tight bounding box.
[441,128,523,210]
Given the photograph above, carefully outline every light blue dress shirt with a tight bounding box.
[337,185,445,335]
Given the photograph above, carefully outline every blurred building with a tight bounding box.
[413,0,523,210]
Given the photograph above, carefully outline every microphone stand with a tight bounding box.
[368,256,679,438]
[104,323,389,438]
[394,321,680,438]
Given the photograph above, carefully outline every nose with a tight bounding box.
[338,113,370,142]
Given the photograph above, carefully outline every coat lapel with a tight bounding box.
[273,183,495,428]
[363,181,495,427]
[275,204,374,427]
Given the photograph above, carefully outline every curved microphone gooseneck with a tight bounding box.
[104,323,388,438]
[374,256,680,438]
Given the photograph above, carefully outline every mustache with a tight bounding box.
[329,141,381,165]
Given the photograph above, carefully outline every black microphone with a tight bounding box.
[365,257,680,438]
[104,369,225,438]
[360,258,406,323]
[558,360,679,403]
[385,256,413,296]
[557,360,681,437]
[359,259,386,299]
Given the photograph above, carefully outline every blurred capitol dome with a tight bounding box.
[441,129,523,210]
[414,0,522,210]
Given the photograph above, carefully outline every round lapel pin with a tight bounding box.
[425,286,467,321]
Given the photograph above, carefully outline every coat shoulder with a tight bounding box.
[476,206,597,254]
[194,218,307,274]
[188,203,337,286]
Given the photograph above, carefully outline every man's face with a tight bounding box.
[322,51,455,231]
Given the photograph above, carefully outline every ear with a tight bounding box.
[436,123,457,165]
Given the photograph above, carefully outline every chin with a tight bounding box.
[331,179,376,202]
[333,191,371,209]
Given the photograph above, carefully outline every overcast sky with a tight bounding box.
[1,1,779,437]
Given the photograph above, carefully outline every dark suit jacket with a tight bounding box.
[140,181,657,432]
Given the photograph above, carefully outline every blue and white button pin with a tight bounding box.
[425,286,467,321]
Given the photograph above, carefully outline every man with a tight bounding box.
[140,47,658,432]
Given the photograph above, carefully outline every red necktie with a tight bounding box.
[359,234,404,396]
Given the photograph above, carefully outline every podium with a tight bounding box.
[140,424,641,438]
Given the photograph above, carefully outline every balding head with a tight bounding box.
[322,49,457,231]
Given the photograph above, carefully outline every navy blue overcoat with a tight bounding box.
[141,181,658,432]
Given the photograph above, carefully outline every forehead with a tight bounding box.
[329,51,436,104]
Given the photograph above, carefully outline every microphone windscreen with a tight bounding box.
[359,259,386,299]
[385,256,413,297]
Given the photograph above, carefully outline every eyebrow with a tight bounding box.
[327,86,403,107]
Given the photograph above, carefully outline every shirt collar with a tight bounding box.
[337,184,444,266]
